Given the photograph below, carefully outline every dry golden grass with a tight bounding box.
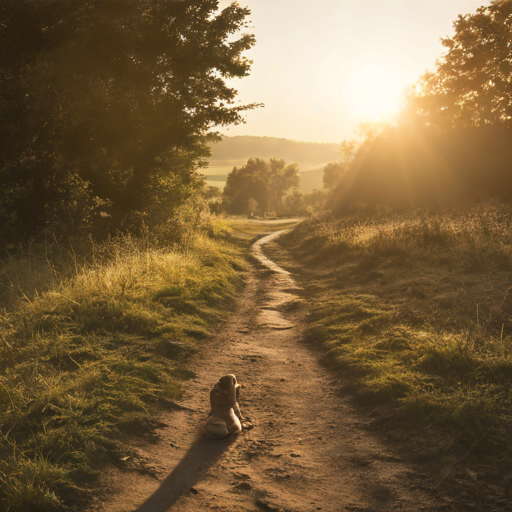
[279,200,512,464]
[0,229,245,512]
[220,216,302,240]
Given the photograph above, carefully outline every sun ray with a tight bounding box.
[342,63,403,121]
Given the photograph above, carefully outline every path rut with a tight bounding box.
[91,230,447,512]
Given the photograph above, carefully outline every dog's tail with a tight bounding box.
[204,419,229,438]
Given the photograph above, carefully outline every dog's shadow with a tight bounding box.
[133,433,237,512]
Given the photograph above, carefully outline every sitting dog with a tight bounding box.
[204,374,243,438]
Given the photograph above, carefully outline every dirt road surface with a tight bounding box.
[91,229,451,512]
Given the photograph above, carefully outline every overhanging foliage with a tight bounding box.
[0,0,257,243]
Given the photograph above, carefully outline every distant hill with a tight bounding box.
[204,135,339,193]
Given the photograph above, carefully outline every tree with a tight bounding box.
[282,188,328,215]
[223,158,270,214]
[0,0,257,242]
[267,157,299,212]
[323,162,344,189]
[406,0,512,128]
[222,157,299,214]
[323,140,357,189]
[247,198,258,217]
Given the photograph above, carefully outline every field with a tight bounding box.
[3,204,512,510]
[272,201,512,474]
[202,161,245,190]
[0,216,304,512]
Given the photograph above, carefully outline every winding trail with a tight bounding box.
[92,228,447,512]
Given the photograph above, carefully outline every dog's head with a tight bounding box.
[210,374,239,407]
[217,374,238,391]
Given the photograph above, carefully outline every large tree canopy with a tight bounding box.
[407,0,512,128]
[0,0,256,242]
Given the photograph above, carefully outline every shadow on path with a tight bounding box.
[133,434,237,512]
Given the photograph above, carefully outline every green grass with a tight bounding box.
[221,217,302,241]
[0,230,245,511]
[276,200,512,463]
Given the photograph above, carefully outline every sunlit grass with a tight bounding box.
[222,217,302,241]
[278,200,512,462]
[0,231,245,511]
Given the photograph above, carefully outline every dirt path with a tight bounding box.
[91,230,449,512]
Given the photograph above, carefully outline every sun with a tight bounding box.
[342,63,403,121]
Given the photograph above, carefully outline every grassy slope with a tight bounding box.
[0,228,248,512]
[0,217,298,512]
[275,202,512,473]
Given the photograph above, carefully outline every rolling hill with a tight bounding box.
[203,135,339,193]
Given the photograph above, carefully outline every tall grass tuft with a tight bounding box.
[0,228,245,511]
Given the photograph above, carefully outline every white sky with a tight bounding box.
[219,0,490,143]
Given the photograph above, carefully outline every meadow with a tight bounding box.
[277,200,512,472]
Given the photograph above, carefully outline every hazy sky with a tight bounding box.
[219,0,489,143]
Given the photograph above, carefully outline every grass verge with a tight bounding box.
[0,230,245,511]
[275,201,512,469]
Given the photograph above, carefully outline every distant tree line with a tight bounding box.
[209,135,340,163]
[0,0,256,245]
[221,156,328,216]
[328,126,512,211]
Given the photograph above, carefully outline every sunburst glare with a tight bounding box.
[342,63,403,121]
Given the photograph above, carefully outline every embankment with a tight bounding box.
[271,202,512,489]
[0,228,246,512]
